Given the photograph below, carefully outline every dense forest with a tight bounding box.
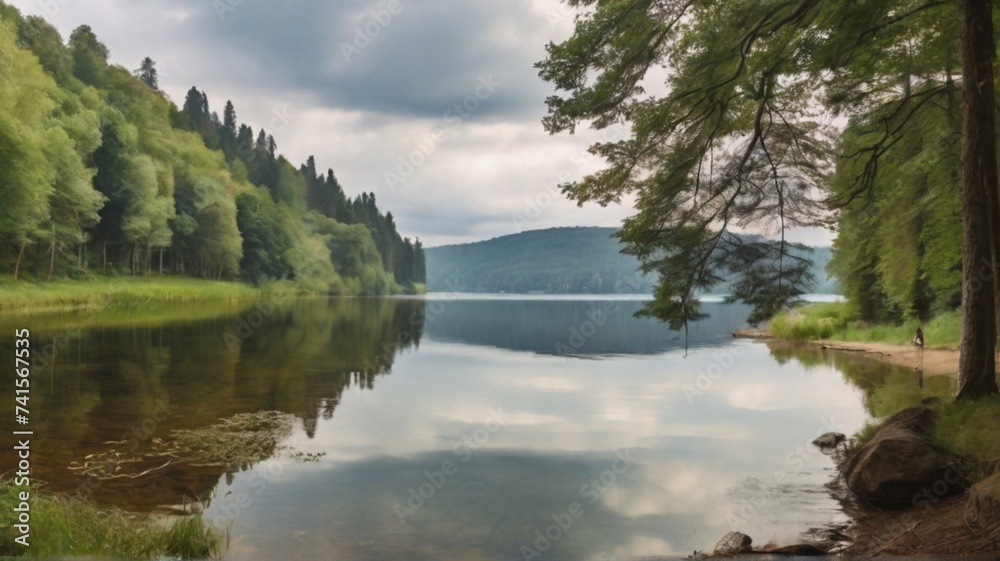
[827,75,964,324]
[0,3,425,293]
[426,227,837,295]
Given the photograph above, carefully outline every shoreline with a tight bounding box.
[790,339,959,377]
[733,328,961,378]
[757,335,1000,556]
[0,277,426,315]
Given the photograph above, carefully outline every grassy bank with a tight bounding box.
[0,276,313,314]
[0,482,222,558]
[769,302,962,347]
[934,396,1000,478]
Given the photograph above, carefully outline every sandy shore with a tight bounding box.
[733,327,963,377]
[807,340,959,377]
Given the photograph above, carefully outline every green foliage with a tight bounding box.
[769,309,842,341]
[827,84,964,323]
[536,0,986,350]
[539,0,838,328]
[770,301,963,346]
[0,481,223,558]
[67,24,107,86]
[235,189,294,283]
[0,2,422,292]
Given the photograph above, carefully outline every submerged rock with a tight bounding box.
[713,532,752,556]
[841,407,964,508]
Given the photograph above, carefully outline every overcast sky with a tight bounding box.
[9,0,833,247]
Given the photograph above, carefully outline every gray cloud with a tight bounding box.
[175,0,554,120]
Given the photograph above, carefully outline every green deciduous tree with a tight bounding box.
[121,155,173,273]
[68,24,108,86]
[540,0,998,397]
[235,188,294,283]
[0,18,100,279]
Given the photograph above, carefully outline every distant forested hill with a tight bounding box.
[426,227,838,295]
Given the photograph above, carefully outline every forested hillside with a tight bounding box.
[426,227,837,295]
[0,3,425,293]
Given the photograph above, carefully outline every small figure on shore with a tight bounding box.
[912,327,925,349]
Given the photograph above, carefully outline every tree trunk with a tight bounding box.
[102,242,107,275]
[47,240,56,281]
[957,0,999,399]
[13,242,26,280]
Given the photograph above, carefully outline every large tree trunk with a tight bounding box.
[957,0,999,399]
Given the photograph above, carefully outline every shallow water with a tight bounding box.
[0,296,950,559]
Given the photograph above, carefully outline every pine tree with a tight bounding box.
[134,56,158,91]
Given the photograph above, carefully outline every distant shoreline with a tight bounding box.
[417,292,841,303]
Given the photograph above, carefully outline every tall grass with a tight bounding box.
[769,302,962,347]
[768,302,854,340]
[0,481,223,558]
[0,276,307,314]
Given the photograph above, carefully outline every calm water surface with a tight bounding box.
[0,295,950,560]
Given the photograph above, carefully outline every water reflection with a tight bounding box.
[0,298,424,510]
[421,298,751,355]
[201,318,878,560]
[0,297,944,559]
[767,342,955,417]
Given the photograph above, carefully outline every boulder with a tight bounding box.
[713,532,752,556]
[812,432,846,450]
[841,407,963,508]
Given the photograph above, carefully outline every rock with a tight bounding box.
[966,471,1000,529]
[812,432,846,450]
[713,532,752,556]
[841,407,963,508]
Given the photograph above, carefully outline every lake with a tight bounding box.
[0,294,950,560]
